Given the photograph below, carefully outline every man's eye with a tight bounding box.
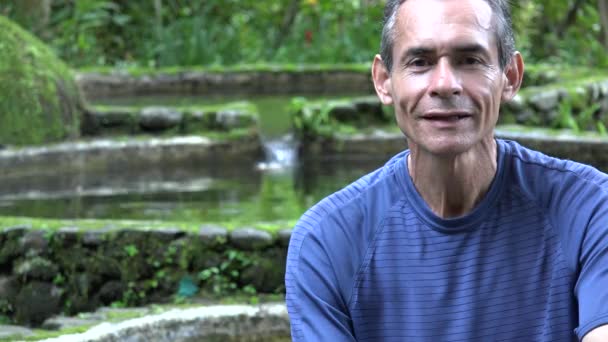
[462,57,481,65]
[410,59,430,67]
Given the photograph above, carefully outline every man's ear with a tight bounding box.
[372,54,393,105]
[501,51,524,102]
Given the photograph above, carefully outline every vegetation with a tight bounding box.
[0,15,84,146]
[1,0,607,69]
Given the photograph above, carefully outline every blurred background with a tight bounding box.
[2,0,607,69]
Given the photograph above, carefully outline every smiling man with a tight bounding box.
[285,0,608,341]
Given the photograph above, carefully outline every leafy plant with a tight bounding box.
[197,249,256,297]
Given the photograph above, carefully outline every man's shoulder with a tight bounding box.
[502,139,608,189]
[500,139,608,231]
[290,152,408,249]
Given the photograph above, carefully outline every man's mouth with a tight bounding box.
[421,112,472,121]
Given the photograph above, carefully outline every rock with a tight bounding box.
[82,230,107,247]
[329,103,359,122]
[1,225,31,241]
[0,225,31,267]
[599,80,608,97]
[230,228,274,250]
[0,275,19,303]
[353,97,384,120]
[93,108,134,127]
[14,281,63,326]
[515,109,538,125]
[587,83,601,102]
[0,16,83,146]
[503,93,525,112]
[240,249,287,293]
[277,229,292,247]
[15,257,59,281]
[139,106,182,131]
[42,315,100,331]
[528,90,560,112]
[0,325,33,339]
[215,110,255,130]
[82,108,136,135]
[198,225,228,246]
[97,281,126,305]
[20,230,49,257]
[52,226,81,247]
[148,227,185,243]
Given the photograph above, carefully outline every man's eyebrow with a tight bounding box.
[399,44,491,63]
[399,47,434,64]
[453,43,490,57]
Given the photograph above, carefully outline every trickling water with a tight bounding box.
[256,134,297,172]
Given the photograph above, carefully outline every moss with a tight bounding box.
[0,216,292,234]
[0,16,85,146]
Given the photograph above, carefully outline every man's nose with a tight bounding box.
[429,59,462,98]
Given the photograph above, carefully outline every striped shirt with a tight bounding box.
[285,139,608,341]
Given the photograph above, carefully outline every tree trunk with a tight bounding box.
[272,0,302,53]
[556,0,587,39]
[599,0,608,49]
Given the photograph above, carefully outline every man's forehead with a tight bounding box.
[396,0,493,37]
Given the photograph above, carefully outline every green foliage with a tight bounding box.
[197,249,256,297]
[1,0,605,68]
[123,244,139,257]
[512,0,608,68]
[555,99,604,134]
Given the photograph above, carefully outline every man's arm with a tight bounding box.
[582,324,608,342]
[286,229,357,341]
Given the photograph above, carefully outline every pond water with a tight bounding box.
[0,94,390,224]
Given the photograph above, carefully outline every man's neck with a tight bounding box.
[407,138,498,218]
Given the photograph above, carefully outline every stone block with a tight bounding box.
[230,228,274,250]
[14,281,63,326]
[14,257,59,282]
[277,229,292,247]
[198,224,228,246]
[139,107,183,131]
[528,90,560,112]
[20,230,48,257]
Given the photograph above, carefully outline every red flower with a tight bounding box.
[305,30,313,44]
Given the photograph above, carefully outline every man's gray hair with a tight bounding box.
[380,0,515,73]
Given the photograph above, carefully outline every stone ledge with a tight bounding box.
[299,127,608,172]
[0,135,264,178]
[77,71,375,99]
[39,303,289,342]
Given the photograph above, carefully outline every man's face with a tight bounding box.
[386,0,508,156]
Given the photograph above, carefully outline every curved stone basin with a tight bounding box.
[41,304,290,342]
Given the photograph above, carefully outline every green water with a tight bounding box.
[0,159,386,224]
[0,91,385,224]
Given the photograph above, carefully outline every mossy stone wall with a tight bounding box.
[0,225,290,327]
[0,16,83,146]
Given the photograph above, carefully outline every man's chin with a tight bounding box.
[410,137,477,157]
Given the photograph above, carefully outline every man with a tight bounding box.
[285,0,608,341]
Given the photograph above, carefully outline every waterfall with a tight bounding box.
[256,134,297,172]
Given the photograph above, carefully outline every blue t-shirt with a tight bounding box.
[285,139,608,341]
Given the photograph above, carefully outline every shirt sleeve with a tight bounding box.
[574,198,608,340]
[285,227,357,342]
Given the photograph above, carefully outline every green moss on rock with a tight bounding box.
[0,16,84,146]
